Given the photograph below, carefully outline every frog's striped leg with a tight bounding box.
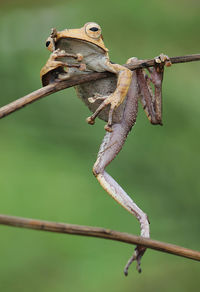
[87,62,132,132]
[92,73,150,275]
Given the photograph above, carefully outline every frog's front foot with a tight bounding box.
[87,93,120,132]
[53,49,83,62]
[46,49,71,68]
[87,93,108,126]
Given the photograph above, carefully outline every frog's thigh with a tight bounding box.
[93,123,137,217]
[93,123,128,174]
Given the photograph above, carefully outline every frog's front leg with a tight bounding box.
[53,50,83,62]
[87,62,132,132]
[93,73,149,275]
[40,49,86,85]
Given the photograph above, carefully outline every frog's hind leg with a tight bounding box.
[137,67,164,125]
[92,74,150,275]
[136,54,171,125]
[93,124,149,274]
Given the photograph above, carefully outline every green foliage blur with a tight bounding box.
[0,0,199,291]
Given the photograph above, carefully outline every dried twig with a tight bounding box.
[0,214,199,263]
[0,54,200,119]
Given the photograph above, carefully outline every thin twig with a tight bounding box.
[0,214,199,262]
[0,54,200,120]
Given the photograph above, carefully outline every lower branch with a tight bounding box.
[0,214,199,262]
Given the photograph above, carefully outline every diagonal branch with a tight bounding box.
[0,54,200,120]
[0,214,199,262]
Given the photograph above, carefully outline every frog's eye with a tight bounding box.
[85,22,102,39]
[46,41,50,47]
[89,27,99,32]
[45,37,54,52]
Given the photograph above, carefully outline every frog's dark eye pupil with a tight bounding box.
[89,27,99,32]
[46,41,50,47]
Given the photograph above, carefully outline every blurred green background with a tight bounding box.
[0,0,199,291]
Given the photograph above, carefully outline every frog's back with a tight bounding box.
[75,76,126,123]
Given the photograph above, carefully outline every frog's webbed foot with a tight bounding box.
[145,53,171,94]
[154,53,172,72]
[48,49,86,81]
[87,93,112,131]
[53,50,86,74]
[56,62,87,81]
[47,49,72,68]
[86,82,131,132]
[124,245,146,276]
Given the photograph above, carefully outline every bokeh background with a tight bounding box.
[0,0,199,291]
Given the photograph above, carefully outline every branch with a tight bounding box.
[0,214,199,262]
[0,54,200,120]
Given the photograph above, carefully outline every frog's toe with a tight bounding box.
[56,72,70,81]
[88,97,96,103]
[105,104,115,132]
[88,93,107,103]
[86,94,118,131]
[124,245,146,276]
[86,96,110,126]
[76,53,83,62]
[86,116,95,125]
[53,48,62,56]
[155,53,171,67]
[104,124,113,132]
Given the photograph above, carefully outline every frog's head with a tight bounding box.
[45,22,108,52]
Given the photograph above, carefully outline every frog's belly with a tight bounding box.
[75,76,126,123]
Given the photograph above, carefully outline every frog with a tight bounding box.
[40,22,171,275]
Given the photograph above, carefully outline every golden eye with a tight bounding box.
[85,22,102,39]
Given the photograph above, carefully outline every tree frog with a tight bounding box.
[40,22,171,275]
